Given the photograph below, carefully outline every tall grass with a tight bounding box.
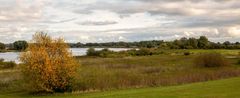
[72,55,240,91]
[194,53,230,67]
[0,59,17,69]
[1,51,240,93]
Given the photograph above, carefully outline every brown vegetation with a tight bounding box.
[20,32,78,93]
[194,53,230,67]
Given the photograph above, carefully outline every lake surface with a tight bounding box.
[0,48,131,63]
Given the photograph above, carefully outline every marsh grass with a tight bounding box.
[194,53,230,67]
[72,54,240,91]
[0,59,17,69]
[1,50,240,94]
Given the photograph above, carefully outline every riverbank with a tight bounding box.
[0,49,19,53]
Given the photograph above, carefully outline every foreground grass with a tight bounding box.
[1,77,240,98]
[74,53,240,91]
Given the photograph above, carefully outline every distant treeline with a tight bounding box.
[0,40,28,51]
[1,36,240,51]
[69,36,240,49]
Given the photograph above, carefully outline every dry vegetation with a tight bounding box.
[194,52,230,67]
[73,54,240,91]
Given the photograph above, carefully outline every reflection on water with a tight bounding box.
[0,48,131,63]
[0,52,20,63]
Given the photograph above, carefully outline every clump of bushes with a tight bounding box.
[86,48,98,56]
[86,48,114,57]
[86,48,156,57]
[0,59,16,69]
[194,53,230,67]
[238,60,240,65]
[238,52,240,65]
[184,51,191,56]
[20,32,78,93]
[127,48,153,56]
[135,48,153,56]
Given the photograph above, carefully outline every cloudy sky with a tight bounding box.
[0,0,240,43]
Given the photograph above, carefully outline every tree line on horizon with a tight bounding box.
[69,36,240,49]
[1,36,240,51]
[0,40,28,51]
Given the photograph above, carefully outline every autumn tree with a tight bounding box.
[20,32,78,93]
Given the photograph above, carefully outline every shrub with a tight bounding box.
[87,48,116,57]
[136,48,152,56]
[184,52,191,56]
[194,53,230,67]
[86,48,99,56]
[238,52,240,65]
[0,42,5,50]
[0,58,4,62]
[99,48,112,57]
[237,60,240,65]
[20,32,78,93]
[0,59,17,69]
[0,61,16,69]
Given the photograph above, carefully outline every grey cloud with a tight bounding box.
[75,0,240,18]
[179,16,240,28]
[0,0,240,43]
[78,21,118,26]
[0,0,44,23]
[40,18,77,24]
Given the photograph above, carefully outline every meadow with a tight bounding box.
[1,76,240,98]
[0,49,240,97]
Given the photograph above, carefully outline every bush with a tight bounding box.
[0,59,16,69]
[184,52,191,56]
[0,42,5,50]
[99,48,112,57]
[20,32,78,93]
[194,53,230,67]
[86,48,99,56]
[136,48,152,56]
[0,61,16,69]
[0,58,4,62]
[237,60,240,64]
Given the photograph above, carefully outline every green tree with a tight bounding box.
[13,40,28,51]
[223,41,231,46]
[188,38,198,48]
[198,36,209,49]
[0,42,5,50]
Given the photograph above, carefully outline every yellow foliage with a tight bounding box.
[20,32,78,93]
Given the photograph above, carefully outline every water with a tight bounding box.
[0,48,131,63]
[70,48,131,56]
[0,52,20,63]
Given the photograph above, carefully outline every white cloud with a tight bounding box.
[0,0,240,43]
[228,26,240,37]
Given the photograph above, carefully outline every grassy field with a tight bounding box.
[1,76,240,98]
[74,50,240,91]
[0,49,240,97]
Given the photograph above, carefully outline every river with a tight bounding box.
[0,48,131,63]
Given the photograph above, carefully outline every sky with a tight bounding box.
[0,0,240,43]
